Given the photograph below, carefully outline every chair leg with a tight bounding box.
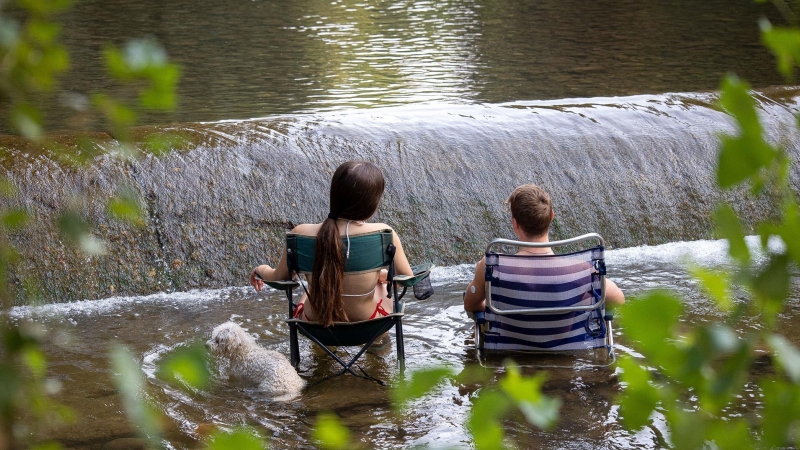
[289,322,300,368]
[395,319,405,372]
[606,319,615,362]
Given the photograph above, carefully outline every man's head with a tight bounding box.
[506,184,553,238]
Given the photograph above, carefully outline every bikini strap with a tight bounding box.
[341,284,377,297]
[369,298,390,320]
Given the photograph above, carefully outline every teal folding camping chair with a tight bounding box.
[263,229,431,381]
[467,233,614,364]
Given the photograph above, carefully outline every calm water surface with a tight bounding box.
[9,238,798,449]
[9,0,785,130]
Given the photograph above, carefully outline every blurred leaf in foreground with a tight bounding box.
[312,412,351,450]
[109,345,163,448]
[156,343,211,391]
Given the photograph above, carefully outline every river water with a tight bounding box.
[2,0,784,130]
[8,238,797,449]
[2,0,797,447]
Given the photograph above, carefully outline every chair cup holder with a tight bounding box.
[413,273,434,300]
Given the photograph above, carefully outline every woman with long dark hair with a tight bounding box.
[249,160,414,327]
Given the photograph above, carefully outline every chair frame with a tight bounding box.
[264,230,428,378]
[470,233,615,362]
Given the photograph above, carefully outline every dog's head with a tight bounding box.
[207,322,255,358]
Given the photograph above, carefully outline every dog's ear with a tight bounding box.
[226,327,243,351]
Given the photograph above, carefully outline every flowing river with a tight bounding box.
[7,238,797,449]
[1,0,798,447]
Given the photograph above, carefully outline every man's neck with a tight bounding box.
[517,233,549,243]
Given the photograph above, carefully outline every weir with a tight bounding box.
[2,88,799,302]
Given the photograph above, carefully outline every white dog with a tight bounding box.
[207,322,305,400]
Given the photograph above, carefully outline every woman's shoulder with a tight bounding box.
[290,223,321,235]
[363,222,395,233]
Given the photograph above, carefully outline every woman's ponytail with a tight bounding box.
[310,216,347,327]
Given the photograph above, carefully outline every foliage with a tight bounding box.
[466,362,560,449]
[0,0,184,448]
[615,8,800,448]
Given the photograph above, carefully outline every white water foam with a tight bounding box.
[7,236,784,318]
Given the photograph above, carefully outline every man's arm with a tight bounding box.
[464,257,487,312]
[605,278,625,306]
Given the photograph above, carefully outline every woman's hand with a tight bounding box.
[250,264,272,292]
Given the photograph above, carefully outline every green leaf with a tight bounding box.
[761,378,800,448]
[156,343,211,390]
[391,366,455,410]
[668,408,709,450]
[206,428,265,450]
[312,412,350,450]
[106,188,144,224]
[11,103,43,139]
[517,396,560,430]
[103,46,131,79]
[22,347,47,379]
[751,254,790,306]
[617,357,660,430]
[109,345,163,446]
[712,204,750,265]
[57,212,106,255]
[27,19,61,45]
[92,94,137,130]
[140,64,180,110]
[689,265,733,311]
[761,20,800,80]
[498,362,560,429]
[777,199,800,266]
[468,389,511,450]
[618,291,683,363]
[707,418,755,450]
[716,75,779,189]
[767,334,800,384]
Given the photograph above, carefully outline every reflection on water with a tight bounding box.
[7,238,799,448]
[4,0,783,130]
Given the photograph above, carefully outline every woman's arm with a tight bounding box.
[463,257,487,312]
[249,224,315,291]
[390,229,414,276]
[249,245,291,292]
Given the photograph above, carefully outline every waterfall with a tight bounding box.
[2,88,799,302]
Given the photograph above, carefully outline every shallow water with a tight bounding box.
[8,237,799,449]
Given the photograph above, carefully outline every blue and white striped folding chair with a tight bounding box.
[468,233,614,362]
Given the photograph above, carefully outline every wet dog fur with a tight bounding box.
[207,321,305,400]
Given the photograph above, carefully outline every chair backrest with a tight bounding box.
[483,233,607,352]
[286,229,394,275]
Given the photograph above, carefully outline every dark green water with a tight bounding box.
[10,0,785,130]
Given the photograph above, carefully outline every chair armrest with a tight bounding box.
[394,263,433,287]
[393,271,430,287]
[265,280,299,291]
[467,310,486,325]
